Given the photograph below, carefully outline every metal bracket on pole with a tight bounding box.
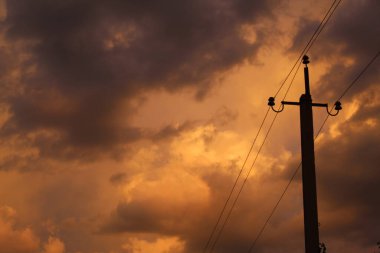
[268,98,342,116]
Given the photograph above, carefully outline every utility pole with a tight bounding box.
[268,55,342,253]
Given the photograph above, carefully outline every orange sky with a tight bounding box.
[0,1,379,253]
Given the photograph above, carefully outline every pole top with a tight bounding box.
[302,55,310,65]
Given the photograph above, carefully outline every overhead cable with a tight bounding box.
[203,0,343,252]
[247,48,380,252]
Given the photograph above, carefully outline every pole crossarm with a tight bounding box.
[279,101,328,107]
[311,103,328,107]
[282,101,300,106]
[268,99,341,116]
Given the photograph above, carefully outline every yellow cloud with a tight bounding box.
[122,237,184,253]
[42,236,65,253]
[0,206,40,253]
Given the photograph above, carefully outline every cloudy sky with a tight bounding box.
[0,0,379,253]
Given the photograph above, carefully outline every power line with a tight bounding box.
[337,50,380,101]
[306,0,342,54]
[274,0,342,98]
[209,112,279,253]
[246,48,380,252]
[208,59,302,253]
[248,114,330,253]
[202,107,270,253]
[202,1,343,251]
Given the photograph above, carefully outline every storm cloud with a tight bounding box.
[0,1,379,253]
[1,0,274,158]
[290,0,380,101]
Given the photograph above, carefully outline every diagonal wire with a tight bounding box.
[208,59,302,253]
[274,0,341,98]
[337,50,380,101]
[246,48,380,252]
[203,1,343,251]
[209,112,280,253]
[202,106,270,253]
[306,0,343,54]
[247,114,330,253]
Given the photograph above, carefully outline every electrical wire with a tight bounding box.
[273,0,342,98]
[203,1,344,251]
[202,107,270,253]
[306,0,343,54]
[208,60,302,253]
[248,114,330,253]
[209,112,280,253]
[246,48,380,252]
[337,50,380,101]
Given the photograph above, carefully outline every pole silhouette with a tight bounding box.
[268,55,342,253]
[299,56,320,253]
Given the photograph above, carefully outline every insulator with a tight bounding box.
[268,97,275,107]
[302,55,310,65]
[334,101,342,111]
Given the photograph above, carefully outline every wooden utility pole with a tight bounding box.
[298,55,320,253]
[268,55,342,253]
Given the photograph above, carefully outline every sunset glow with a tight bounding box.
[0,1,379,253]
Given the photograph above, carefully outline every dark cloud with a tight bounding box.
[2,1,379,252]
[152,121,196,141]
[100,162,309,253]
[289,0,380,101]
[208,106,239,127]
[315,90,380,249]
[151,105,239,142]
[1,0,275,158]
[110,172,128,185]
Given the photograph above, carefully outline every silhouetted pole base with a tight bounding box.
[300,93,320,253]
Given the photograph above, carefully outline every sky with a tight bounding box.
[0,0,379,253]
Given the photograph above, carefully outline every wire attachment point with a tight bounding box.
[268,97,284,113]
[302,55,310,65]
[268,97,275,107]
[327,101,342,116]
